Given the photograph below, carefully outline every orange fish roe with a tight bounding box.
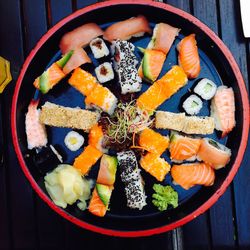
[136,65,187,112]
[140,153,171,181]
[88,124,105,152]
[68,67,98,96]
[139,128,169,155]
[73,145,103,175]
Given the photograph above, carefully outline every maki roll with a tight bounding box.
[194,78,217,100]
[117,150,147,210]
[182,94,203,115]
[64,131,85,151]
[95,62,114,84]
[90,37,109,59]
[111,40,142,94]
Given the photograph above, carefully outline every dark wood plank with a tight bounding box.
[218,0,250,248]
[76,0,98,9]
[165,0,190,12]
[22,0,48,54]
[50,0,72,26]
[0,0,38,249]
[192,1,236,249]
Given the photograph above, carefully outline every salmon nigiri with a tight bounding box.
[60,23,104,54]
[197,138,231,169]
[103,15,151,42]
[177,34,200,79]
[169,132,201,162]
[211,86,236,138]
[147,23,180,54]
[171,162,215,190]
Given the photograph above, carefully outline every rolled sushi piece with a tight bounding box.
[90,37,109,59]
[138,128,169,155]
[117,150,147,210]
[169,132,201,162]
[197,138,231,169]
[64,131,84,151]
[68,68,98,96]
[103,15,151,42]
[85,84,118,115]
[95,62,114,84]
[140,153,171,182]
[194,78,217,100]
[73,145,103,175]
[111,40,142,94]
[97,154,117,186]
[88,124,108,153]
[182,94,203,115]
[88,184,113,217]
[25,100,47,149]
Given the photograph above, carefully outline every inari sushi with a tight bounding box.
[171,162,215,190]
[88,124,108,153]
[210,86,236,137]
[73,145,103,175]
[140,153,171,182]
[169,132,201,162]
[138,128,169,155]
[103,15,151,42]
[197,138,231,169]
[117,151,147,210]
[147,23,180,54]
[68,68,98,96]
[85,84,118,115]
[90,37,109,59]
[177,34,200,79]
[60,23,104,54]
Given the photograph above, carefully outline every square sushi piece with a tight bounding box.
[90,37,109,59]
[95,62,114,84]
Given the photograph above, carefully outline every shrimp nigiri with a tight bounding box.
[103,15,151,42]
[171,162,215,190]
[177,34,200,79]
[25,100,48,149]
[211,86,236,137]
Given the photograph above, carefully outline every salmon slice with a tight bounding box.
[68,68,98,96]
[169,133,201,161]
[140,153,171,181]
[88,189,107,217]
[103,15,151,42]
[171,162,215,190]
[211,86,235,138]
[139,128,169,155]
[147,23,180,54]
[177,34,200,79]
[197,138,231,169]
[60,23,104,54]
[73,145,103,175]
[62,48,91,74]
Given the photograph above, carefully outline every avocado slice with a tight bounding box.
[96,184,112,207]
[56,50,73,68]
[39,70,50,94]
[101,155,117,183]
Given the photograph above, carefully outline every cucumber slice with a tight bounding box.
[96,184,112,206]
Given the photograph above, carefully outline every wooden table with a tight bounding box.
[0,0,249,249]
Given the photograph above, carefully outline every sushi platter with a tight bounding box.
[11,1,249,236]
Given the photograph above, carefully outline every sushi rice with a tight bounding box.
[95,62,114,83]
[194,78,217,100]
[64,131,85,151]
[182,94,203,115]
[90,37,109,59]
